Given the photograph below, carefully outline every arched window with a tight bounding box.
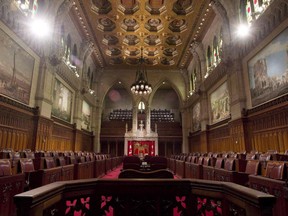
[71,44,77,66]
[65,34,71,63]
[87,67,93,89]
[60,25,65,51]
[219,27,223,61]
[138,101,145,112]
[207,45,212,69]
[213,36,219,66]
[192,69,196,92]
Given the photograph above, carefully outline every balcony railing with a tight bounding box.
[14,178,275,216]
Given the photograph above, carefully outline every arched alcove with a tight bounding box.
[150,82,180,123]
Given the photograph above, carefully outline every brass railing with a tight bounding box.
[14,178,275,216]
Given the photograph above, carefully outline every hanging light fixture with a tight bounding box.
[131,48,152,95]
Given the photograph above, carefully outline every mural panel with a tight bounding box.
[52,79,73,122]
[248,27,288,107]
[192,102,201,131]
[81,100,91,130]
[0,29,35,104]
[210,82,230,124]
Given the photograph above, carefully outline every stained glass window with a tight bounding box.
[207,45,212,69]
[213,36,219,66]
[240,0,272,25]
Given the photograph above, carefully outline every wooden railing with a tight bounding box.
[14,179,275,216]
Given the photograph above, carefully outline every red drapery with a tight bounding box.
[127,141,155,156]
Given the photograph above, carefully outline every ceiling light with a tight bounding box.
[236,24,250,37]
[30,18,51,38]
[131,48,152,96]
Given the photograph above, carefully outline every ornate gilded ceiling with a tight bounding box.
[72,0,215,70]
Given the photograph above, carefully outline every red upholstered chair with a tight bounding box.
[19,158,35,173]
[265,161,285,180]
[215,158,224,169]
[246,153,256,160]
[249,161,287,216]
[0,159,25,216]
[202,157,214,180]
[0,159,12,176]
[56,157,66,166]
[245,160,260,175]
[224,158,235,171]
[44,157,56,169]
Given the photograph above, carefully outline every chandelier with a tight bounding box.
[131,49,152,95]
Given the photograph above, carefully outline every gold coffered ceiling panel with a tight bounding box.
[73,0,215,69]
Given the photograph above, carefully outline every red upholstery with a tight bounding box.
[245,160,260,175]
[224,158,235,171]
[203,157,210,166]
[0,159,12,176]
[265,161,285,180]
[19,158,35,173]
[45,157,56,169]
[215,158,224,169]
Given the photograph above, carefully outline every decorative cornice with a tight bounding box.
[244,94,288,116]
[0,95,37,114]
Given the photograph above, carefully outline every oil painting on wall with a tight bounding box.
[0,29,34,104]
[192,102,201,131]
[248,27,288,107]
[210,82,230,124]
[81,100,91,130]
[52,79,73,122]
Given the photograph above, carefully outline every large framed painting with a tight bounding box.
[210,82,230,124]
[192,102,201,131]
[52,78,73,122]
[247,27,288,107]
[0,28,35,104]
[81,100,91,130]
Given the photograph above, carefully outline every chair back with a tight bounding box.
[265,161,286,180]
[0,159,12,176]
[245,160,260,175]
[19,158,35,173]
[224,158,235,171]
[45,157,56,169]
[215,158,224,169]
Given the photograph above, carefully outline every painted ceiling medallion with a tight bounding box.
[91,0,112,14]
[121,18,139,32]
[173,0,193,15]
[97,17,116,32]
[145,18,164,32]
[123,35,140,46]
[106,47,121,56]
[163,48,178,57]
[102,35,119,45]
[161,57,175,66]
[169,19,187,33]
[118,0,139,14]
[166,35,182,46]
[144,35,161,46]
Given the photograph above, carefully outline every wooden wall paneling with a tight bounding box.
[0,96,36,151]
[34,117,53,151]
[208,124,231,153]
[80,130,94,152]
[51,122,74,151]
[200,131,208,153]
[247,98,288,153]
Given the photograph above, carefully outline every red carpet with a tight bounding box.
[101,164,180,179]
[100,165,123,179]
